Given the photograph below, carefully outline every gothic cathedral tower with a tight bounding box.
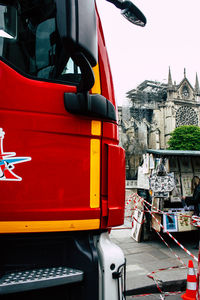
[164,67,200,146]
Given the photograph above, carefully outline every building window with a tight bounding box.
[181,85,190,98]
[176,106,198,127]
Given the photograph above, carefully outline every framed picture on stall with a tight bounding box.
[151,197,160,212]
[177,211,196,232]
[181,173,193,196]
[131,209,144,242]
[163,213,178,232]
[151,213,161,232]
[171,184,182,202]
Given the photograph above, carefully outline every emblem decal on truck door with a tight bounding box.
[0,128,31,181]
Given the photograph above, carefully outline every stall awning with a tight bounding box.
[147,149,200,157]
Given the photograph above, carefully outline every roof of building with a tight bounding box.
[147,149,200,156]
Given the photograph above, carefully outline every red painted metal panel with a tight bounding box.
[107,144,125,227]
[101,122,118,198]
[0,61,100,222]
[0,10,125,229]
[102,122,118,141]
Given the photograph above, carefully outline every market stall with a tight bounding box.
[132,150,200,240]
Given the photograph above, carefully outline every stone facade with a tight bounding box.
[119,68,200,179]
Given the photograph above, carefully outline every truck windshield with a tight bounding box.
[0,0,81,85]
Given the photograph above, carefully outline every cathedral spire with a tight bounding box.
[168,66,173,86]
[184,68,186,78]
[167,66,174,94]
[195,72,200,94]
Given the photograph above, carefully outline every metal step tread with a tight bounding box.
[0,266,84,294]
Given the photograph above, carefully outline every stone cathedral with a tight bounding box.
[118,68,200,179]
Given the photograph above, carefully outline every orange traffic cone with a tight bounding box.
[182,260,197,300]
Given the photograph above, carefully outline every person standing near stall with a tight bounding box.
[182,176,200,249]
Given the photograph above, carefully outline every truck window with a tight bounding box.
[0,0,81,85]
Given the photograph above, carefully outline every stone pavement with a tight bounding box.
[109,220,199,297]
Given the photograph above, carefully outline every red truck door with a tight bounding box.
[0,61,102,233]
[0,0,101,233]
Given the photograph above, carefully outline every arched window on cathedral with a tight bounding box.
[181,85,190,98]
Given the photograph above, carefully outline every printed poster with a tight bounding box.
[137,166,150,190]
[149,154,155,170]
[177,211,197,232]
[150,174,175,192]
[163,214,178,232]
[151,197,160,212]
[181,173,193,197]
[151,213,161,232]
[143,153,150,174]
[131,209,144,242]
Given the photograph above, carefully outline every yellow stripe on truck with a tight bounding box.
[91,120,101,136]
[90,61,101,208]
[0,219,100,233]
[90,139,100,208]
[90,121,101,208]
[91,63,101,94]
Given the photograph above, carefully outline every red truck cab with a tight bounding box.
[0,1,146,299]
[0,1,125,232]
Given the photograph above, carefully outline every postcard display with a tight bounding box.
[146,154,199,233]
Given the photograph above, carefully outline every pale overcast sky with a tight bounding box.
[96,0,200,106]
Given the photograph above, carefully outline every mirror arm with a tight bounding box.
[72,52,95,93]
[105,0,123,9]
[105,0,146,27]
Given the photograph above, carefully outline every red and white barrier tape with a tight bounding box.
[143,201,198,262]
[111,227,132,230]
[155,230,186,267]
[126,192,200,227]
[123,192,199,298]
[197,246,200,299]
[147,265,185,296]
[129,291,183,298]
[144,229,190,298]
[191,215,200,228]
[125,193,198,261]
[145,230,186,297]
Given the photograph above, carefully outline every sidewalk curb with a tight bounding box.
[126,279,186,296]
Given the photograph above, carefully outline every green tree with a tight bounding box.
[167,125,200,150]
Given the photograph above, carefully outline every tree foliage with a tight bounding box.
[167,125,200,150]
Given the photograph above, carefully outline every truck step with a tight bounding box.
[0,266,84,294]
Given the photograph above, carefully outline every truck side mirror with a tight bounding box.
[121,1,146,27]
[106,0,146,27]
[55,0,97,67]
